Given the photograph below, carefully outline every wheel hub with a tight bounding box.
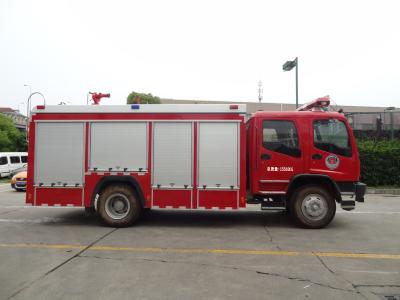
[301,194,328,220]
[113,200,125,212]
[105,193,130,220]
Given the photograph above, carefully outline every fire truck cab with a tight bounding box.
[26,101,365,229]
[247,109,365,227]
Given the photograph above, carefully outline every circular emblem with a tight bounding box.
[325,154,339,170]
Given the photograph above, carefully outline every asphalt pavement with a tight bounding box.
[0,183,399,300]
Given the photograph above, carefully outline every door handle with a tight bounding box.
[261,153,271,160]
[312,154,323,160]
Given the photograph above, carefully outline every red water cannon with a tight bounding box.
[89,92,110,105]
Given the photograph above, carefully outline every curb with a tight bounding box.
[367,189,400,195]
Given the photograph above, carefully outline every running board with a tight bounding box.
[246,198,261,205]
[261,206,286,211]
[261,199,286,211]
[341,200,355,211]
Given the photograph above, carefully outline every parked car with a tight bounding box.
[11,170,27,191]
[0,152,28,178]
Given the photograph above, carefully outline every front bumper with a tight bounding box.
[339,182,366,211]
[15,181,27,190]
[354,182,366,202]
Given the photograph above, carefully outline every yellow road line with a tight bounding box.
[0,243,85,250]
[314,251,400,260]
[0,243,400,260]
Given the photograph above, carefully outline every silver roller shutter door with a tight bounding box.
[35,122,84,186]
[90,122,147,171]
[153,122,192,188]
[198,122,239,188]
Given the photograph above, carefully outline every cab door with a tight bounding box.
[256,118,304,194]
[308,117,358,182]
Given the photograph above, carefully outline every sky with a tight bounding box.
[0,0,399,114]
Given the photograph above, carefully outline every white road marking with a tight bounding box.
[0,217,67,223]
[340,269,400,274]
[0,206,81,209]
[0,206,400,214]
[337,211,400,214]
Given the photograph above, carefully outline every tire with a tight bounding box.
[290,185,336,229]
[97,184,142,227]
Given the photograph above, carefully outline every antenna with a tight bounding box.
[258,80,263,103]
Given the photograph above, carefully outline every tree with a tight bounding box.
[127,91,161,104]
[0,114,27,152]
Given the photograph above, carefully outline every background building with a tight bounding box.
[161,98,400,139]
[160,98,391,113]
[0,107,27,131]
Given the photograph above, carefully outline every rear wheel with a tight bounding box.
[97,184,142,227]
[290,185,336,229]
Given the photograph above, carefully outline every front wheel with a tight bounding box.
[97,184,142,227]
[290,185,336,229]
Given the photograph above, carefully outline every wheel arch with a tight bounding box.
[287,174,342,203]
[90,176,146,209]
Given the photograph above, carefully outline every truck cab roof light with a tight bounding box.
[37,105,45,110]
[229,105,239,110]
[297,96,330,112]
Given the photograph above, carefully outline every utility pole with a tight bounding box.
[258,80,263,103]
[283,57,299,108]
[295,57,298,109]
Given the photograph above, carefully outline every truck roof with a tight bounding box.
[31,104,247,114]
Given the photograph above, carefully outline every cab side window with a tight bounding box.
[313,119,352,157]
[262,120,301,157]
[21,156,28,163]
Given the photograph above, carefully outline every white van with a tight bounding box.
[0,152,28,178]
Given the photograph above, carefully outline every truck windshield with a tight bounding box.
[313,119,351,157]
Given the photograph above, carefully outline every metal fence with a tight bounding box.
[345,110,400,140]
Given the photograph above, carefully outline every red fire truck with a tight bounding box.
[26,98,366,228]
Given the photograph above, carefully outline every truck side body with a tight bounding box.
[26,105,247,210]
